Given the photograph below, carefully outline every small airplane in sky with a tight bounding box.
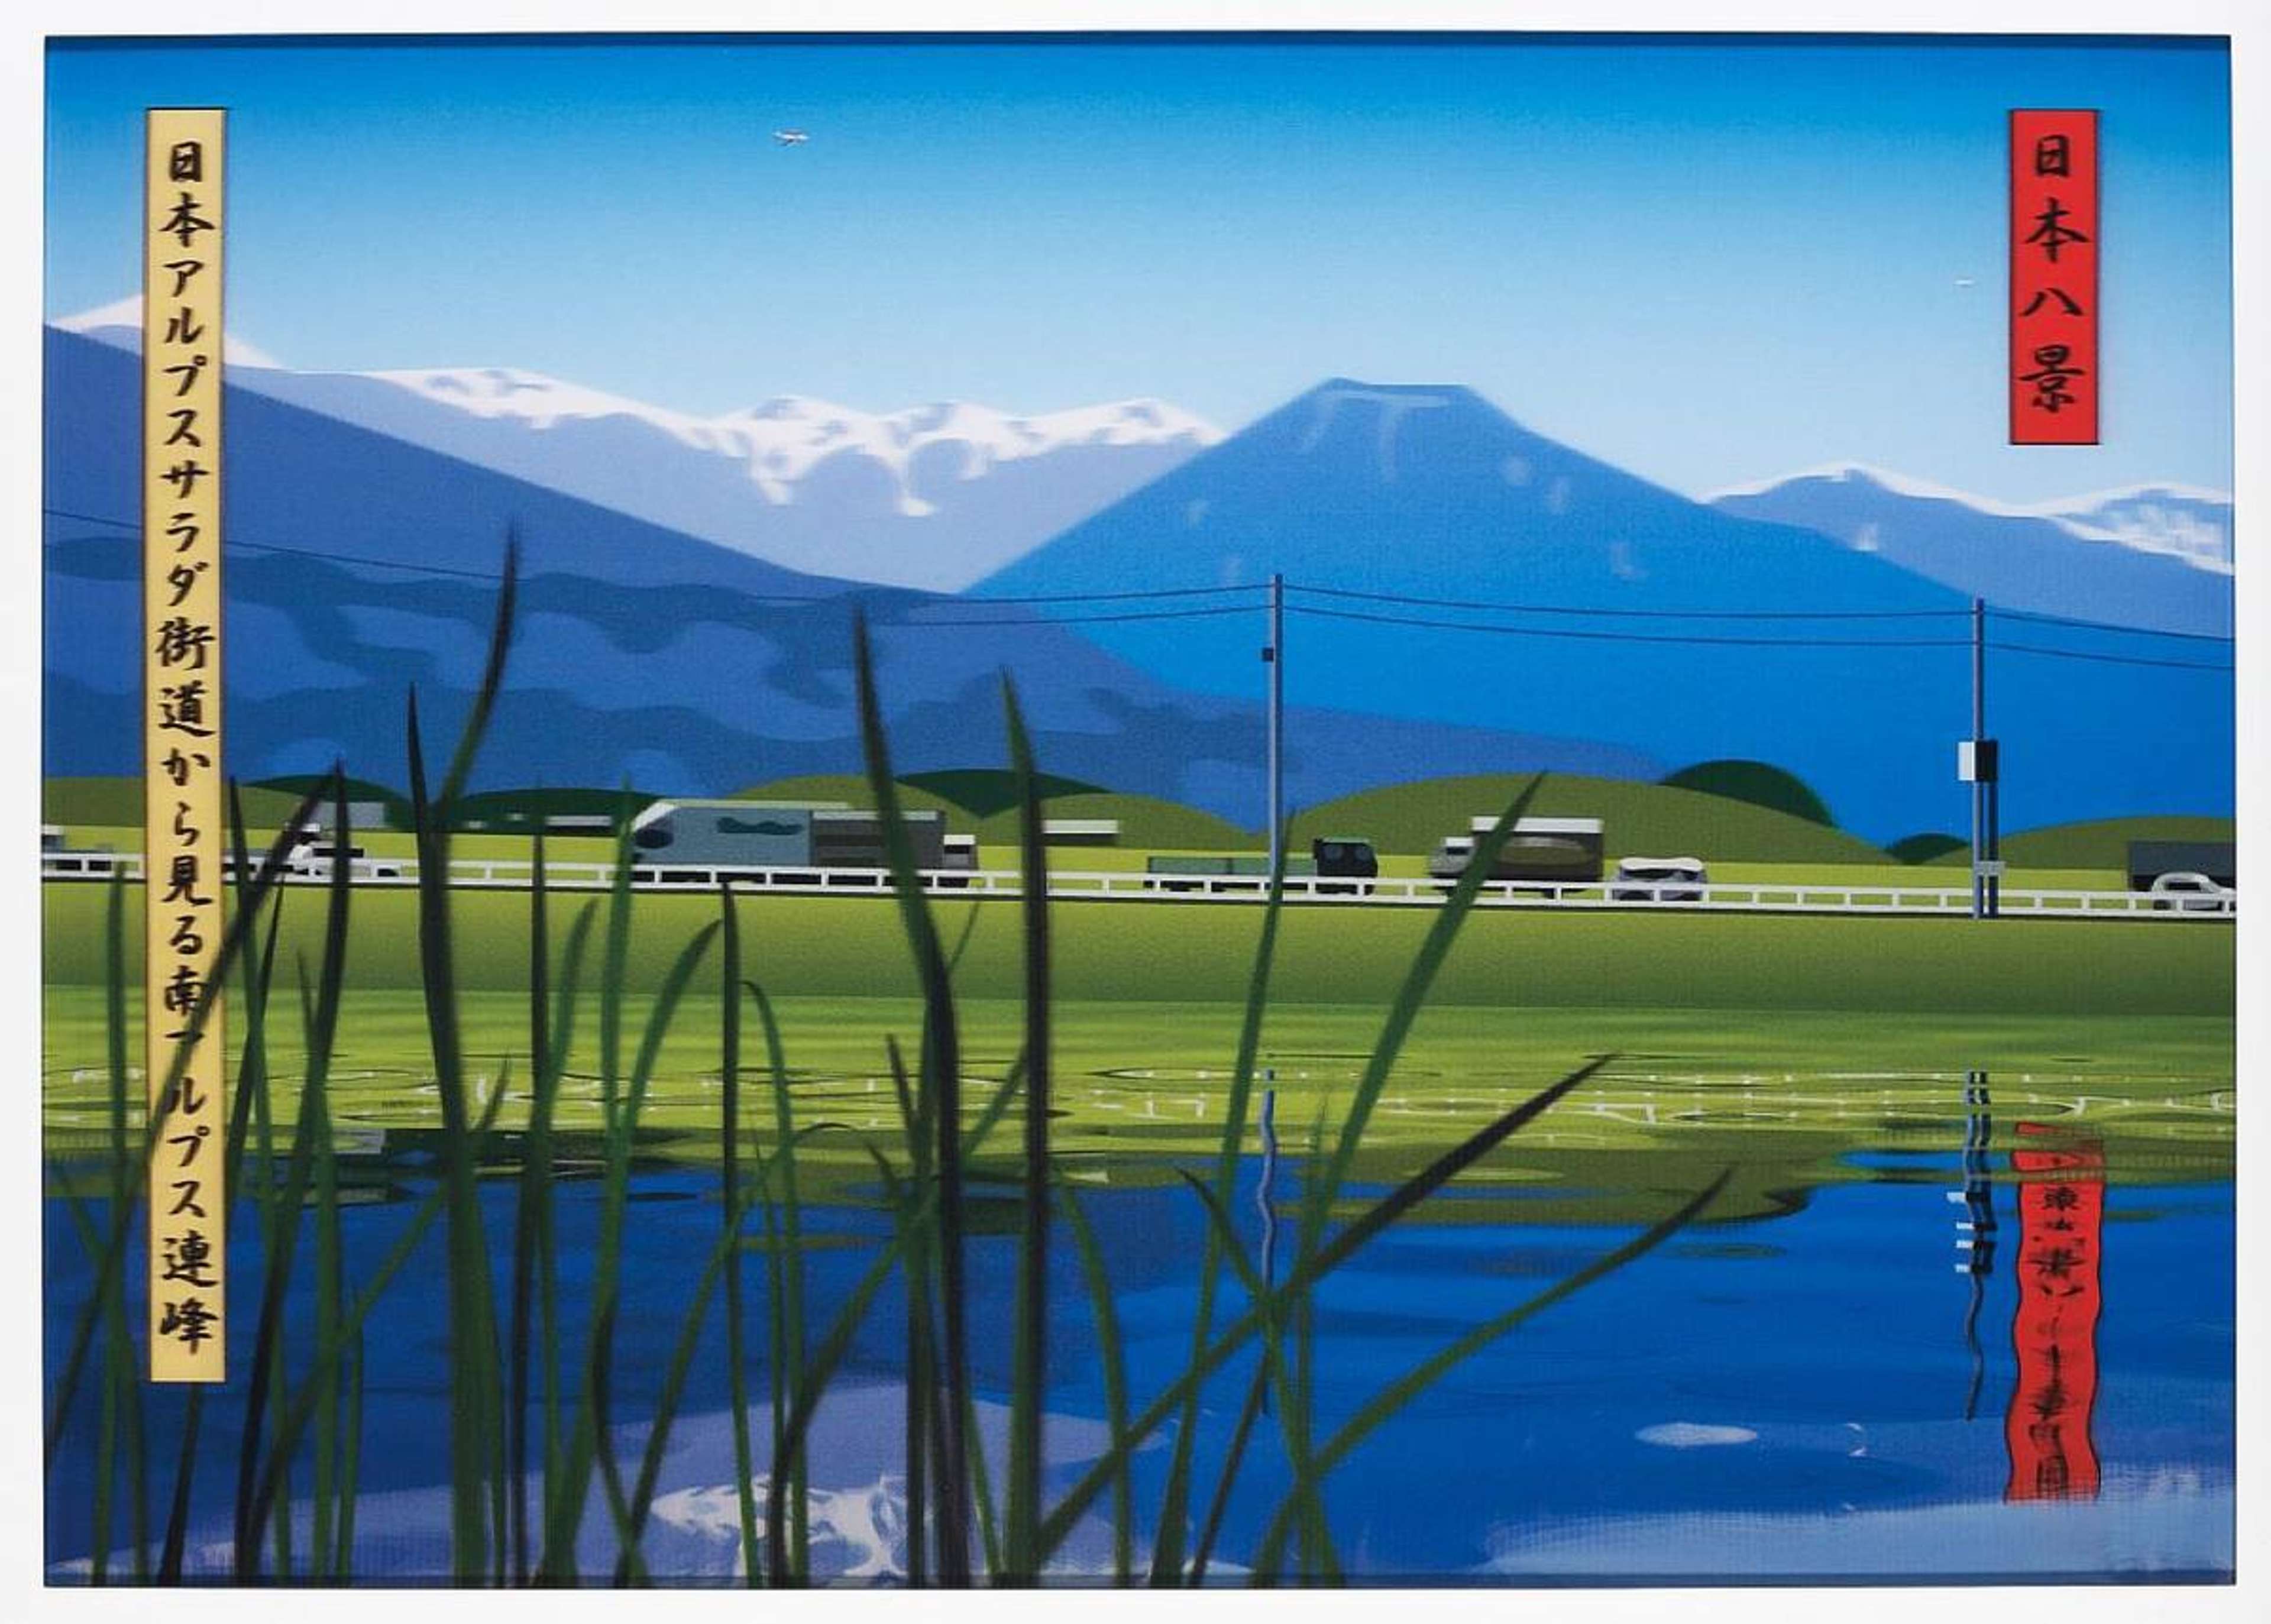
[773,129,810,147]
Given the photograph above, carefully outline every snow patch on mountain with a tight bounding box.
[364,367,1219,510]
[54,293,284,369]
[1705,462,2233,572]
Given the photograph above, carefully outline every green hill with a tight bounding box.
[1660,759,1835,827]
[1289,774,1889,863]
[44,775,308,832]
[899,767,1107,818]
[972,792,1252,850]
[1925,815,2236,872]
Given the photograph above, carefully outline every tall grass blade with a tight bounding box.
[407,688,500,1583]
[337,1319,365,1577]
[232,793,292,1581]
[1034,1055,1609,1564]
[1298,776,1549,1257]
[539,901,597,1523]
[944,898,984,978]
[1150,816,1289,1584]
[536,921,720,1582]
[90,869,145,1581]
[744,975,808,1573]
[1246,1168,1734,1579]
[764,1214,919,1587]
[1054,1179,1133,1585]
[1188,1364,1266,1587]
[883,1034,936,1587]
[400,539,520,1583]
[850,610,970,1583]
[957,1360,1005,1578]
[232,788,292,1576]
[506,826,551,1585]
[1001,677,1050,1586]
[242,1057,520,1562]
[1170,1164,1319,1583]
[232,772,353,1578]
[611,1172,780,1583]
[158,843,291,1584]
[49,778,325,1481]
[716,884,762,1587]
[107,870,138,1577]
[308,966,343,1583]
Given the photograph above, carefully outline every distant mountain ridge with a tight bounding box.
[1708,462,2233,567]
[53,308,1219,592]
[1705,464,2232,636]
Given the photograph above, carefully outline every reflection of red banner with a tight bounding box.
[2004,1125,2103,1500]
[2010,110,2100,444]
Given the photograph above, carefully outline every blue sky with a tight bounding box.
[45,33,2233,500]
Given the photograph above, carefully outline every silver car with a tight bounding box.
[1609,856,1709,903]
[2147,871,2233,913]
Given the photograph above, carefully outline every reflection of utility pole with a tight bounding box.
[1949,1070,1997,1419]
[1962,599,2003,919]
[1257,1080,1279,1418]
[1265,572,1285,874]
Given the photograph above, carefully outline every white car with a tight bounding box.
[1609,856,1709,902]
[2146,871,2233,913]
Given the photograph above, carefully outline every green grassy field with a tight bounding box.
[41,985,2234,1222]
[44,879,2232,1015]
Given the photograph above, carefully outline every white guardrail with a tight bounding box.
[38,851,2237,920]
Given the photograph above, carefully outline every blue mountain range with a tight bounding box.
[42,329,1658,820]
[975,380,2233,839]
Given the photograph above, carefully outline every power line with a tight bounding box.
[967,583,1263,605]
[1289,602,1969,650]
[898,603,1259,628]
[43,504,1275,609]
[1989,604,2234,645]
[1989,640,2234,674]
[44,504,2240,646]
[1288,581,1968,621]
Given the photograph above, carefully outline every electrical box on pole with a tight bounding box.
[1266,573,1285,879]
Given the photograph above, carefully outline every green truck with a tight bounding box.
[1144,854,1315,892]
[1142,838,1379,894]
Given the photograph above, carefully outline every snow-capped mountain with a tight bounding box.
[1704,464,2233,637]
[364,368,1217,507]
[54,293,284,369]
[2038,484,2234,570]
[49,304,1221,592]
[976,380,2233,837]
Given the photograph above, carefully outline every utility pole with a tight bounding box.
[1963,597,2002,920]
[1265,572,1285,875]
[1971,599,1985,919]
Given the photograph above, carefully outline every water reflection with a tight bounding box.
[2005,1123,2105,1502]
[44,1049,2226,1583]
[1951,1070,1997,1421]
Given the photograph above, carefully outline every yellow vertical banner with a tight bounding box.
[143,107,227,1383]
